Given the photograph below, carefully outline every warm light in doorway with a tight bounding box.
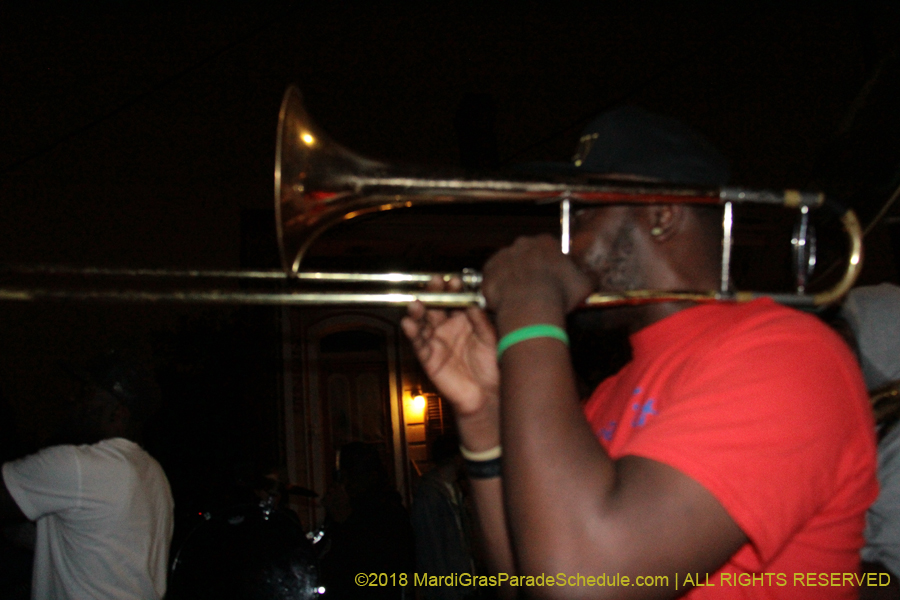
[409,394,427,421]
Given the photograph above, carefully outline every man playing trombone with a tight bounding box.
[402,107,877,599]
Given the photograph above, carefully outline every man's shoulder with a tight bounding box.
[4,440,138,482]
[696,299,844,350]
[91,436,144,456]
[715,297,824,328]
[33,438,163,491]
[83,438,165,475]
[4,443,79,472]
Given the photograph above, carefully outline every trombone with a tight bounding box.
[0,86,863,309]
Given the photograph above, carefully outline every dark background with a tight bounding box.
[1,0,899,516]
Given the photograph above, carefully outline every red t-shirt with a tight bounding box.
[583,299,878,599]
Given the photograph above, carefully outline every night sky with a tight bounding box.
[1,2,899,471]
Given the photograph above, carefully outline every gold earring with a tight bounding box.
[650,226,663,236]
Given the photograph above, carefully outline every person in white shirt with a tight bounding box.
[0,349,174,600]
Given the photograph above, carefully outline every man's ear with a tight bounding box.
[646,204,685,242]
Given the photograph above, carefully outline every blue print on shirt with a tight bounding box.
[632,399,658,427]
[597,388,658,441]
[599,421,618,441]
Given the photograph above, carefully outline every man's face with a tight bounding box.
[570,205,645,292]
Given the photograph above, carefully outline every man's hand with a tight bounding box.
[482,235,593,331]
[401,276,500,448]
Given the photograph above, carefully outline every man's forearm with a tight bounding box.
[455,410,518,596]
[469,476,517,599]
[470,477,515,573]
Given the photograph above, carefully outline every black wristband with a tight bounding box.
[465,456,502,479]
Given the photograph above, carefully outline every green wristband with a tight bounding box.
[496,324,569,360]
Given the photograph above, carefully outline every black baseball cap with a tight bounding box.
[572,106,730,185]
[515,106,730,186]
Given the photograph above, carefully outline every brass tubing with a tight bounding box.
[0,205,862,308]
[0,265,481,286]
[0,286,486,308]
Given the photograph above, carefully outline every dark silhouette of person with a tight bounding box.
[320,442,415,599]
